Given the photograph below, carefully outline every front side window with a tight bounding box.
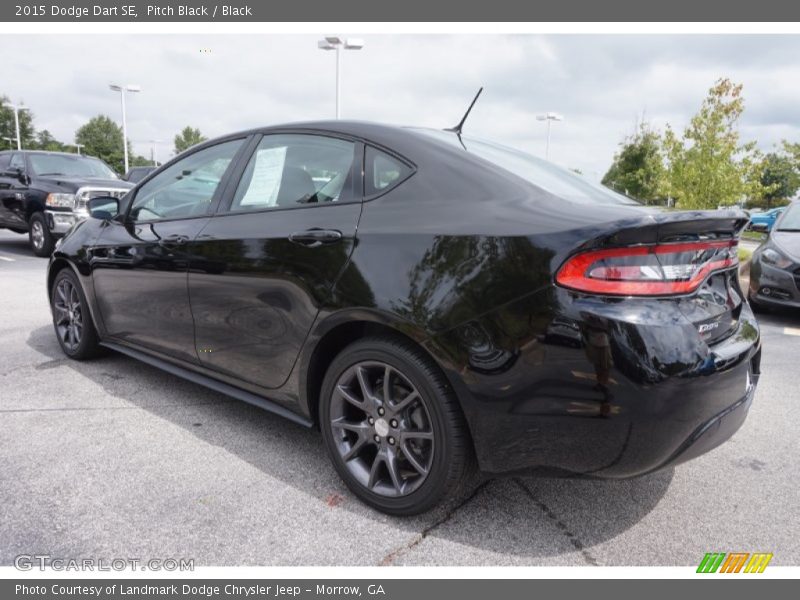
[229,134,356,212]
[130,139,243,222]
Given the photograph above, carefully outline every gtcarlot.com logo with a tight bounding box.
[697,552,773,573]
[14,555,194,571]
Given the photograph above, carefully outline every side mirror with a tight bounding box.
[3,167,24,181]
[87,196,120,220]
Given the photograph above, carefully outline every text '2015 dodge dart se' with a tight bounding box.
[47,121,761,515]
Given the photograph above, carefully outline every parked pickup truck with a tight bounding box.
[0,150,133,256]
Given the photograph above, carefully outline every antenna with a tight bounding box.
[445,87,483,136]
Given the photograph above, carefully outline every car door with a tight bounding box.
[186,132,363,389]
[0,153,30,229]
[91,138,248,363]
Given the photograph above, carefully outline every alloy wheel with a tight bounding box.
[53,278,83,352]
[31,220,45,250]
[329,361,435,497]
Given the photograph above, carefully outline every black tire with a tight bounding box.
[28,212,55,257]
[50,268,102,360]
[320,335,473,515]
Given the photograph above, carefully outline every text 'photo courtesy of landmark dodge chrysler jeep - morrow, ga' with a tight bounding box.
[47,121,760,515]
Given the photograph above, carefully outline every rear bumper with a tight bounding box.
[430,284,761,478]
[657,369,756,471]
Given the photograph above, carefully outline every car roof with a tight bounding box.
[0,149,102,159]
[191,120,457,160]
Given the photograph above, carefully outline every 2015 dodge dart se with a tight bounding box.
[47,121,761,514]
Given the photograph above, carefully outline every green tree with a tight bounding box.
[602,121,665,204]
[174,126,207,154]
[31,129,66,152]
[751,152,798,209]
[75,115,126,173]
[0,95,36,149]
[129,153,154,168]
[662,79,762,209]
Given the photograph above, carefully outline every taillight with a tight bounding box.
[556,240,739,296]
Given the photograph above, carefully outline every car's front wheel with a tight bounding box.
[50,269,102,360]
[320,336,473,515]
[29,212,55,257]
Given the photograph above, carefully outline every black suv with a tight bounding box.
[0,150,133,256]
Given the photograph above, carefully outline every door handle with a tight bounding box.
[288,229,342,248]
[158,234,190,247]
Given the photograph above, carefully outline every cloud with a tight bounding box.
[2,34,800,177]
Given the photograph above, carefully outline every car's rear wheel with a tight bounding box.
[320,336,473,515]
[51,269,102,360]
[29,212,55,257]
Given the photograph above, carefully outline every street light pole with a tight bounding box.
[335,44,340,119]
[10,104,28,150]
[109,83,141,173]
[536,112,563,161]
[149,139,163,166]
[317,37,364,119]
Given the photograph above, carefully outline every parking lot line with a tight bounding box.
[0,255,15,262]
[784,327,800,336]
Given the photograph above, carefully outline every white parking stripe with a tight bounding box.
[784,327,800,337]
[0,255,15,262]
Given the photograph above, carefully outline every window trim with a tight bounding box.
[216,131,365,216]
[123,135,252,225]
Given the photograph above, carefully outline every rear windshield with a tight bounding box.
[28,154,118,179]
[413,128,640,206]
[776,204,800,231]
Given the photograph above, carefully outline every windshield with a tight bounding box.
[412,128,640,206]
[776,204,800,231]
[29,154,118,179]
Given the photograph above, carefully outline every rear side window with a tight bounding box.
[365,146,413,196]
[229,134,357,212]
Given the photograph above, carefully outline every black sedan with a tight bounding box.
[47,121,761,515]
[749,200,800,309]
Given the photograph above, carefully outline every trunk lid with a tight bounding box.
[573,208,749,345]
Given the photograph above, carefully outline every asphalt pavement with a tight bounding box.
[1,229,798,567]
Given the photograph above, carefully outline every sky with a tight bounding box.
[2,34,800,179]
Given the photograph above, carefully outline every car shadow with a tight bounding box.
[753,306,800,326]
[26,323,672,562]
[0,232,37,258]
